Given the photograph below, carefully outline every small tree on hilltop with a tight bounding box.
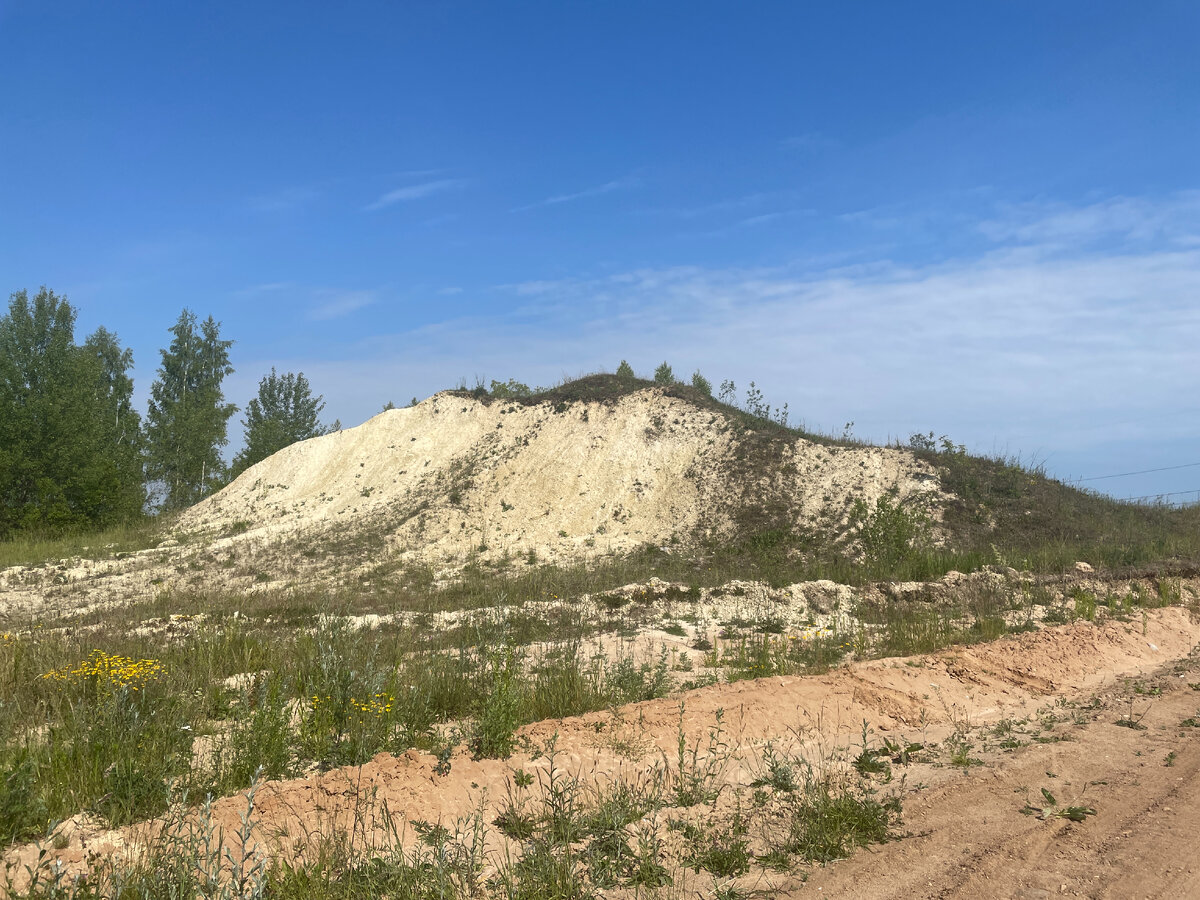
[653,361,675,385]
[616,360,635,378]
[231,369,337,479]
[691,370,712,396]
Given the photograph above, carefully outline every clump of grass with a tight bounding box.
[667,707,733,808]
[676,811,752,877]
[0,751,46,845]
[775,771,902,864]
[717,630,848,682]
[0,518,163,570]
[0,647,197,839]
[213,675,296,794]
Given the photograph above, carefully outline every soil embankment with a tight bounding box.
[12,607,1199,896]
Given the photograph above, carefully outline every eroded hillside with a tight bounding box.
[180,382,943,569]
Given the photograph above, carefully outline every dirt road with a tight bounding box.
[792,648,1200,899]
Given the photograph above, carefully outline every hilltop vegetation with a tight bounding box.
[444,371,1200,580]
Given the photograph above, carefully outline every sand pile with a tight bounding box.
[179,386,943,568]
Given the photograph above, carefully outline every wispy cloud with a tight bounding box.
[641,190,805,220]
[364,179,467,211]
[308,290,377,321]
[389,168,447,179]
[691,208,816,237]
[235,192,1200,501]
[294,193,1200,495]
[979,193,1200,248]
[235,282,292,297]
[512,175,640,212]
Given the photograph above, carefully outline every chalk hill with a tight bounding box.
[179,376,942,569]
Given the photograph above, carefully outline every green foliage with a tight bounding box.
[1072,588,1097,622]
[81,327,146,520]
[1022,787,1096,822]
[214,676,296,793]
[470,651,524,759]
[0,667,196,838]
[615,360,635,378]
[0,288,145,538]
[0,749,47,843]
[652,361,675,385]
[144,309,237,510]
[851,494,929,573]
[490,378,534,399]
[781,777,901,863]
[294,622,414,768]
[690,370,712,396]
[678,814,751,877]
[669,708,731,807]
[231,369,336,479]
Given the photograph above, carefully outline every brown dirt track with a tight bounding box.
[790,652,1200,899]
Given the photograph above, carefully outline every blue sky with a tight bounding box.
[2,1,1198,501]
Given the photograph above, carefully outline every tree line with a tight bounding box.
[0,287,336,539]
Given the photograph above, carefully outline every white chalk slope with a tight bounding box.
[180,387,941,566]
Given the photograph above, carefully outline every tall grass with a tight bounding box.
[0,518,163,570]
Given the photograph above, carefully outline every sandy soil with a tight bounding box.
[12,607,1199,897]
[178,388,940,568]
[793,659,1200,899]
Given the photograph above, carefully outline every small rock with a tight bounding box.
[1073,561,1094,574]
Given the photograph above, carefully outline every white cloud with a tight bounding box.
[364,179,467,211]
[234,281,291,296]
[513,175,640,212]
[307,290,377,321]
[639,190,804,220]
[979,193,1200,248]
[245,193,1200,493]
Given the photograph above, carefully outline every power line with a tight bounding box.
[1118,487,1200,503]
[1080,461,1200,482]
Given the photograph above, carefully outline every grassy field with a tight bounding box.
[1,549,1194,898]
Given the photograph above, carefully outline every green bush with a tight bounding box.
[470,651,523,759]
[851,494,929,574]
[215,676,295,794]
[784,779,901,863]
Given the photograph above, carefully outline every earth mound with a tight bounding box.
[179,379,943,568]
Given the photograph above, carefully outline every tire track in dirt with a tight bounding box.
[782,646,1200,899]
